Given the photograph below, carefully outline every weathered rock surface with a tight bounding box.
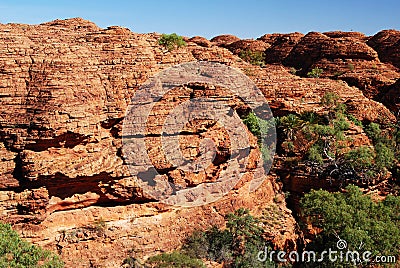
[226,39,270,55]
[367,29,400,69]
[0,18,398,267]
[210,34,240,47]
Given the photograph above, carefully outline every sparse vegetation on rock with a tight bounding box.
[0,222,64,268]
[158,33,187,51]
[179,208,275,267]
[239,49,266,67]
[307,67,324,78]
[276,92,399,185]
[300,185,400,267]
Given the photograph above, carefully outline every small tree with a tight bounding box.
[307,67,323,78]
[239,50,266,67]
[158,33,187,51]
[0,222,64,268]
[300,185,400,267]
[181,209,275,267]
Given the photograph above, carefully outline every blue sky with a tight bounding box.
[0,0,398,39]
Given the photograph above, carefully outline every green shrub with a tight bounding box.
[321,92,340,108]
[333,115,350,132]
[278,114,303,140]
[345,146,374,170]
[158,33,186,51]
[375,142,395,170]
[239,50,266,67]
[307,67,323,78]
[242,112,275,164]
[182,209,275,267]
[346,114,363,127]
[300,185,400,266]
[365,122,382,142]
[242,112,263,141]
[146,251,205,268]
[181,230,209,259]
[300,111,322,125]
[311,124,335,137]
[0,222,64,268]
[307,144,324,164]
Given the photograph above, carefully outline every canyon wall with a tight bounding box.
[0,18,398,267]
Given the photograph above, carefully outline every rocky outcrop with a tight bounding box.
[0,18,296,267]
[226,39,270,55]
[379,78,400,113]
[257,31,400,110]
[367,29,400,68]
[262,32,304,63]
[210,34,240,47]
[0,18,399,267]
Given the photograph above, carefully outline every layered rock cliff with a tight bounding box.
[0,18,398,267]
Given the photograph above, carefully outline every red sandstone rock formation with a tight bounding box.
[210,34,240,47]
[0,18,398,267]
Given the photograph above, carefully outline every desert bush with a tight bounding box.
[346,114,363,127]
[300,111,323,125]
[0,222,64,268]
[158,33,186,51]
[365,122,382,142]
[375,142,395,170]
[321,91,339,109]
[307,67,323,78]
[239,50,266,67]
[300,185,400,267]
[182,209,276,267]
[345,146,374,170]
[242,112,275,163]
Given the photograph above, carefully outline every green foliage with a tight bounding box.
[365,122,382,143]
[0,222,64,268]
[242,112,263,141]
[226,208,263,244]
[307,67,323,78]
[363,122,397,172]
[182,209,275,267]
[300,185,400,266]
[375,142,395,170]
[345,146,374,170]
[276,91,398,183]
[158,33,186,51]
[239,50,266,67]
[346,114,363,127]
[310,124,335,137]
[146,251,205,268]
[307,144,324,164]
[242,112,275,163]
[300,111,322,125]
[333,114,350,132]
[321,92,340,108]
[278,114,303,140]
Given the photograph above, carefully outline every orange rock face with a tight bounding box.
[0,18,398,267]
